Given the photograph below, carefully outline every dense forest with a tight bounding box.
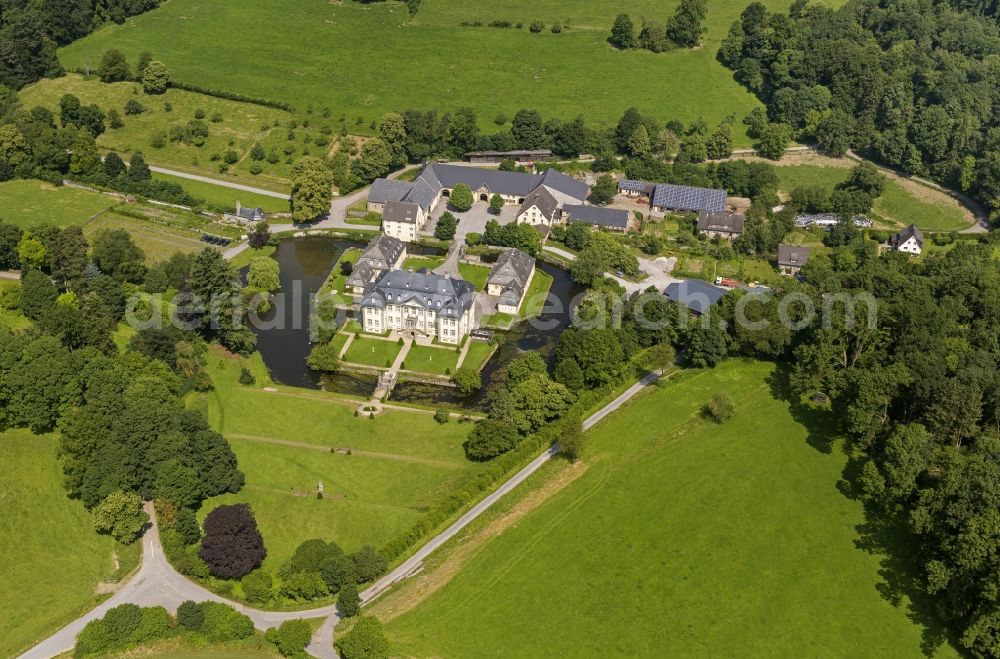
[719,0,1000,219]
[0,0,161,89]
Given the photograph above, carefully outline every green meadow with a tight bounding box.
[151,173,291,213]
[198,353,483,569]
[53,0,837,144]
[382,360,958,657]
[0,431,118,657]
[0,179,115,228]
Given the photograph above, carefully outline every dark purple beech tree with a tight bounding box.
[199,503,266,579]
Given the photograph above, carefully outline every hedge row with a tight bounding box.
[167,80,295,112]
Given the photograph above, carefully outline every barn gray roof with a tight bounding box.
[563,204,630,229]
[368,178,412,205]
[540,168,589,201]
[618,179,656,194]
[777,244,811,267]
[518,186,559,220]
[424,163,543,197]
[651,184,726,213]
[361,270,476,319]
[697,211,744,234]
[664,279,727,315]
[382,201,421,224]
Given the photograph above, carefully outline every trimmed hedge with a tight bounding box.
[167,80,295,112]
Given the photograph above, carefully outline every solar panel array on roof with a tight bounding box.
[618,179,651,193]
[651,184,726,213]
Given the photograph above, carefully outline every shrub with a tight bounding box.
[280,570,329,601]
[337,582,361,618]
[529,19,544,32]
[349,545,387,582]
[200,602,254,641]
[434,408,450,424]
[176,600,204,631]
[336,616,389,659]
[250,163,263,175]
[551,21,563,33]
[704,392,736,423]
[211,112,224,123]
[75,619,111,656]
[239,366,256,385]
[194,108,206,119]
[124,99,144,115]
[241,569,273,604]
[267,619,312,657]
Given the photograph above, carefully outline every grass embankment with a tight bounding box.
[0,431,118,657]
[197,352,483,570]
[381,360,958,657]
[83,212,215,263]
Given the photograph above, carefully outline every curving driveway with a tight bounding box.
[21,368,663,659]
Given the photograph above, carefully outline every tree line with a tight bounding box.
[0,0,161,91]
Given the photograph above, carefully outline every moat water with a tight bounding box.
[252,236,580,409]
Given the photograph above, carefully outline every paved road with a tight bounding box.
[432,240,465,279]
[22,367,664,659]
[542,245,681,294]
[147,166,291,201]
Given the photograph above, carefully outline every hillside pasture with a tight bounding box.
[18,75,298,190]
[50,0,836,143]
[380,360,958,657]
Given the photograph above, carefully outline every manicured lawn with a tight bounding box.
[197,352,481,569]
[0,180,115,228]
[403,343,461,375]
[383,360,958,657]
[82,212,215,263]
[402,256,444,272]
[461,340,496,371]
[776,164,971,231]
[151,172,290,213]
[0,431,117,657]
[457,262,491,291]
[52,0,831,144]
[342,335,402,367]
[17,75,295,190]
[519,267,554,317]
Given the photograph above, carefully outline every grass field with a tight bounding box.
[404,343,461,375]
[0,431,117,657]
[343,335,403,368]
[457,262,491,291]
[381,360,958,657]
[82,212,216,262]
[317,247,362,306]
[0,180,116,228]
[402,256,444,272]
[52,0,832,144]
[18,75,297,190]
[776,164,971,231]
[519,267,554,317]
[151,173,290,213]
[198,352,483,569]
